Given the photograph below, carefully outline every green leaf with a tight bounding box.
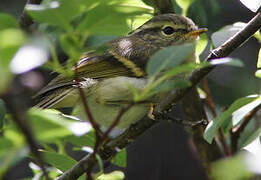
[211,22,246,48]
[42,151,76,172]
[163,62,209,77]
[255,69,261,78]
[212,153,253,180]
[254,31,261,42]
[26,0,82,32]
[171,0,182,15]
[141,0,154,6]
[176,0,195,15]
[0,29,25,93]
[257,48,261,68]
[240,127,261,148]
[195,33,208,58]
[239,0,261,12]
[204,95,260,144]
[0,29,26,64]
[232,97,261,126]
[134,62,204,102]
[76,3,151,36]
[0,13,19,30]
[86,35,118,48]
[97,171,125,180]
[187,1,207,26]
[59,34,82,60]
[0,138,14,158]
[0,99,6,130]
[64,130,95,148]
[28,109,73,141]
[111,148,127,167]
[146,43,195,77]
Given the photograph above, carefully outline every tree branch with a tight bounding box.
[202,79,231,156]
[155,11,261,113]
[57,11,261,180]
[2,85,50,180]
[181,88,222,173]
[19,0,42,31]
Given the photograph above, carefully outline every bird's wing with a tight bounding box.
[34,52,135,108]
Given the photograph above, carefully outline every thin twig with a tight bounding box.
[85,104,133,180]
[101,104,134,142]
[181,87,221,173]
[57,10,261,180]
[74,65,134,179]
[57,104,134,180]
[75,80,101,135]
[230,105,261,153]
[202,79,217,117]
[202,79,231,156]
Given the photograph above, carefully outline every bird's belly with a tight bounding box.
[72,76,150,129]
[75,101,150,129]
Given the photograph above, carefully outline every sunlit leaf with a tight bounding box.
[255,69,261,78]
[257,48,261,68]
[211,153,253,180]
[76,3,151,36]
[29,109,91,141]
[111,148,127,167]
[0,29,26,64]
[0,13,19,30]
[254,31,261,42]
[97,171,125,180]
[211,22,246,48]
[64,130,95,148]
[176,0,195,15]
[204,95,260,143]
[239,0,261,12]
[195,33,208,60]
[10,44,49,74]
[232,97,261,126]
[26,0,82,32]
[146,43,195,77]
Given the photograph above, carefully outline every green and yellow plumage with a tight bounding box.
[34,14,206,130]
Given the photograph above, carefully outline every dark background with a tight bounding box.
[1,0,260,179]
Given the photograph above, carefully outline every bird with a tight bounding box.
[34,13,207,131]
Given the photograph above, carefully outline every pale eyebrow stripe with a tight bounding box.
[129,22,186,35]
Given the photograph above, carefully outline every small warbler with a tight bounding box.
[34,14,207,130]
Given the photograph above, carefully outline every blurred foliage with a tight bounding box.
[0,0,260,179]
[211,153,253,180]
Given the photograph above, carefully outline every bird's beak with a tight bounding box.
[186,28,208,37]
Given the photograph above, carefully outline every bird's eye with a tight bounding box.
[162,26,175,35]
